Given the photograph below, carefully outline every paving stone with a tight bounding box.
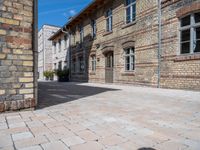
[14,136,48,149]
[41,141,69,150]
[77,129,99,141]
[49,126,73,135]
[18,145,43,150]
[0,134,13,148]
[12,132,33,141]
[65,124,86,132]
[1,82,200,150]
[99,134,127,146]
[8,122,26,128]
[70,141,103,150]
[61,136,85,147]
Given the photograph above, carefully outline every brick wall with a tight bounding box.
[160,0,200,90]
[0,0,36,112]
[66,0,200,90]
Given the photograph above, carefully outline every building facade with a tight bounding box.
[0,0,37,112]
[49,29,70,80]
[58,0,200,90]
[38,25,60,80]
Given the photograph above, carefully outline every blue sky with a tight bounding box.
[38,0,92,29]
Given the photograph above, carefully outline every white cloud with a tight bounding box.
[69,9,76,16]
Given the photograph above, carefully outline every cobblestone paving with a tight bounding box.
[0,82,200,150]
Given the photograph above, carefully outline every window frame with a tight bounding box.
[78,56,84,73]
[124,47,135,71]
[125,0,136,24]
[91,19,97,38]
[106,9,113,32]
[58,39,61,52]
[179,13,200,54]
[91,55,96,72]
[53,42,56,54]
[64,35,68,49]
[79,25,84,44]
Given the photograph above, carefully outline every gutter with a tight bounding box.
[157,0,162,88]
[33,0,38,105]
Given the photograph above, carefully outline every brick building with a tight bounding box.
[38,25,60,80]
[49,29,70,80]
[57,0,200,90]
[0,0,37,112]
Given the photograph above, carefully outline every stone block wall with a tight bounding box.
[0,0,36,112]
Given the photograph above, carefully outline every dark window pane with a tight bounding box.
[181,42,190,54]
[181,15,190,27]
[126,0,131,5]
[181,30,190,42]
[126,63,130,70]
[194,40,200,53]
[125,49,130,54]
[126,7,131,23]
[196,27,200,39]
[126,56,130,64]
[195,12,200,23]
[132,4,136,21]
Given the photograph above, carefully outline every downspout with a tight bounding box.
[157,0,162,88]
[33,0,38,105]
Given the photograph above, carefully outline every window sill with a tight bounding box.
[121,21,136,29]
[121,71,135,76]
[174,53,200,62]
[103,31,113,36]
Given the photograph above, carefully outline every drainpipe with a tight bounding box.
[157,0,162,88]
[33,0,38,105]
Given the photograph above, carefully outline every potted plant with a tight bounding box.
[43,71,50,80]
[55,68,69,82]
[49,71,54,81]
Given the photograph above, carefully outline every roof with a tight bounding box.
[48,28,63,41]
[49,0,106,41]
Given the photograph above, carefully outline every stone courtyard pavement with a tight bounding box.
[0,82,200,150]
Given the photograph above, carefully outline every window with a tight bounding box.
[91,56,96,71]
[180,12,200,54]
[125,0,136,24]
[53,42,56,54]
[72,58,76,73]
[64,35,68,49]
[79,26,84,43]
[91,20,97,38]
[54,63,57,70]
[58,39,61,52]
[78,57,84,72]
[106,53,114,68]
[124,47,135,71]
[106,9,112,32]
[58,61,62,70]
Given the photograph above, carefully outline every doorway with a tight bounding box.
[105,52,114,83]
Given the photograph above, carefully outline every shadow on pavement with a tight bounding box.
[37,82,120,109]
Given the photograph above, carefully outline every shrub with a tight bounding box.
[43,70,54,81]
[55,68,69,82]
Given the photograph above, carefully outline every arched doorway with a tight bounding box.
[105,51,114,83]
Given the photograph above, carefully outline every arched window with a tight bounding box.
[91,55,96,71]
[124,47,135,71]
